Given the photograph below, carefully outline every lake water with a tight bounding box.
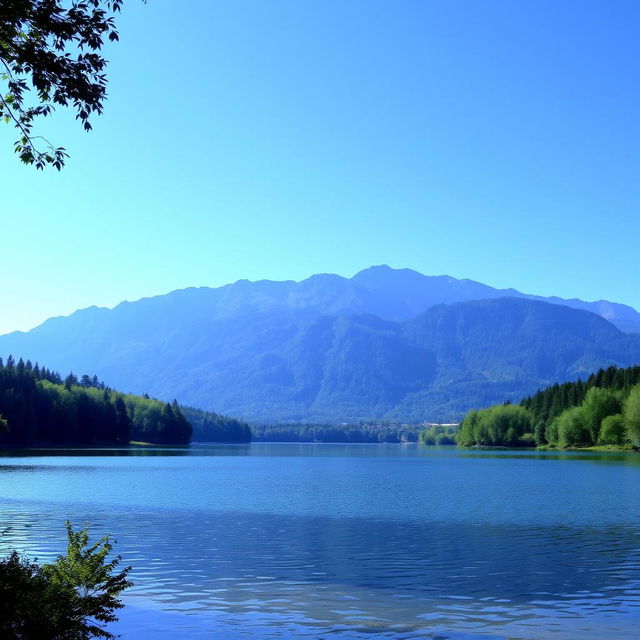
[1,443,639,639]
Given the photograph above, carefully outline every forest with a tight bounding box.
[182,406,252,443]
[0,356,192,445]
[457,365,640,448]
[0,356,255,446]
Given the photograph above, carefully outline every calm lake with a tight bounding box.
[1,443,639,639]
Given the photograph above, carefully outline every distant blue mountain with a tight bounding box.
[1,267,639,422]
[350,265,640,334]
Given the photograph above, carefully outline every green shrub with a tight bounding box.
[556,406,590,448]
[0,523,131,639]
[598,414,626,446]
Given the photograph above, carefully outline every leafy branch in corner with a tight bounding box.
[0,1,131,169]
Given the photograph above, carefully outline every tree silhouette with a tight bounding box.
[0,1,133,169]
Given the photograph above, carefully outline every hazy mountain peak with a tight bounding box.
[4,267,639,339]
[352,264,425,283]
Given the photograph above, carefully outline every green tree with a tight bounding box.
[599,414,626,446]
[457,409,479,446]
[457,405,533,447]
[418,424,458,445]
[64,372,79,390]
[556,406,590,448]
[545,416,559,447]
[0,522,132,639]
[0,0,130,169]
[114,396,131,443]
[533,419,546,446]
[623,384,640,447]
[581,387,620,444]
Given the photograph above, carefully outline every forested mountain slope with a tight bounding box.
[1,285,638,422]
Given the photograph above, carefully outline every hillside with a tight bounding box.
[458,364,640,448]
[0,359,251,446]
[1,273,639,422]
[0,358,191,446]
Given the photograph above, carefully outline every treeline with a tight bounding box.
[458,405,536,447]
[521,365,640,425]
[252,423,420,443]
[458,365,640,448]
[418,424,458,445]
[0,356,191,445]
[124,395,191,445]
[181,406,252,443]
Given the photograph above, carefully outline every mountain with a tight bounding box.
[398,298,640,420]
[1,266,640,422]
[7,265,638,340]
[354,265,640,333]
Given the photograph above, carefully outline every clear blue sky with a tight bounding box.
[1,0,638,334]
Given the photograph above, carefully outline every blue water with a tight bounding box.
[1,443,639,638]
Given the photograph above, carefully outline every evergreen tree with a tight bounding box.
[114,397,131,444]
[64,373,79,390]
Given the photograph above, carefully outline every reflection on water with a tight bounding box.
[1,444,639,639]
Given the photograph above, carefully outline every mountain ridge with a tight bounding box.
[1,267,639,422]
[6,265,639,338]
